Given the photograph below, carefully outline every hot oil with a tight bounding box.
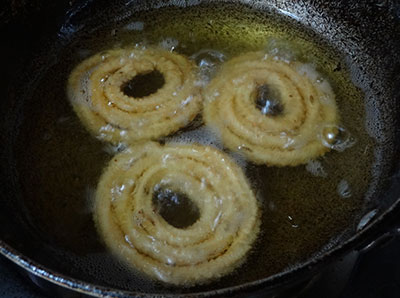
[15,2,374,293]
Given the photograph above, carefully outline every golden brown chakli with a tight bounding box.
[203,51,339,166]
[67,48,202,144]
[94,142,260,285]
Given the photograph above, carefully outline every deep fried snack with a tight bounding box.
[203,51,339,166]
[94,142,260,285]
[67,48,202,143]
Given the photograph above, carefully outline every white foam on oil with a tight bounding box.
[124,21,144,31]
[264,38,296,63]
[337,179,352,198]
[159,37,179,51]
[166,125,248,170]
[166,126,223,149]
[295,63,335,103]
[305,160,327,178]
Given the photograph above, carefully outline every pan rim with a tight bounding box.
[1,198,400,297]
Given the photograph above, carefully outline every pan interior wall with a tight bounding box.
[1,0,398,294]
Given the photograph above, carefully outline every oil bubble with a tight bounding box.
[337,179,352,198]
[191,49,226,66]
[319,125,356,152]
[191,49,226,85]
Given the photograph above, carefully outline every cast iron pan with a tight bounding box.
[0,0,400,297]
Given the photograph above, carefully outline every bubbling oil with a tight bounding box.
[15,2,374,293]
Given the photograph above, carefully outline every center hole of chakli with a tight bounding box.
[152,188,200,229]
[122,69,165,98]
[255,84,284,116]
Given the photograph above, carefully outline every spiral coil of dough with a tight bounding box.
[94,142,260,285]
[67,48,202,144]
[203,51,339,166]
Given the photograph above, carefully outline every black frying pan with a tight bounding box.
[0,0,400,297]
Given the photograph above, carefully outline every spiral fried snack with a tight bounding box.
[94,142,260,285]
[203,51,339,166]
[67,48,202,143]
